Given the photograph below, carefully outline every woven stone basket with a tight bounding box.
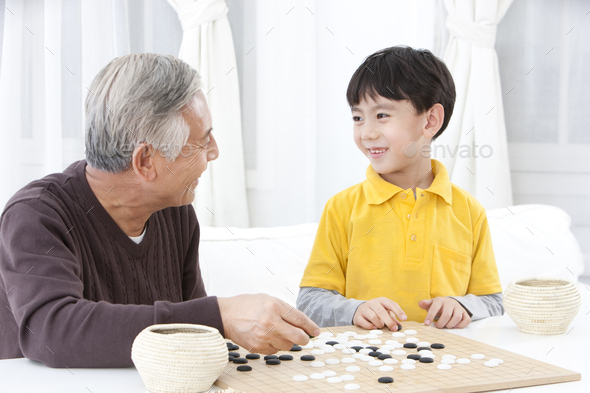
[132,324,228,393]
[504,277,581,335]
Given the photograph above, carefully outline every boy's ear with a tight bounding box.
[131,143,158,182]
[423,103,445,140]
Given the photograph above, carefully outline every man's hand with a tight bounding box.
[217,294,320,355]
[419,297,471,329]
[352,297,407,331]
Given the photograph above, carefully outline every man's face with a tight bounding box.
[155,90,218,206]
[352,95,426,178]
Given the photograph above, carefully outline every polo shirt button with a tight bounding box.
[411,234,417,241]
[400,193,407,200]
[407,214,411,220]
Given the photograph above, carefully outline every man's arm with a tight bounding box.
[296,287,364,327]
[451,293,504,321]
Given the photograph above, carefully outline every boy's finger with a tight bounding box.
[381,299,407,322]
[388,311,403,331]
[373,305,396,331]
[418,299,433,311]
[435,307,453,329]
[356,315,376,330]
[424,299,442,326]
[456,312,471,329]
[446,309,463,329]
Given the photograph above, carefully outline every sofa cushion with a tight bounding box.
[199,205,584,305]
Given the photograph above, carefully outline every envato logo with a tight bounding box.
[403,142,493,159]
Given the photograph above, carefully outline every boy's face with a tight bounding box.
[351,95,431,178]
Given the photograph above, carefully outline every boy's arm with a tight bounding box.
[296,287,364,327]
[450,293,504,321]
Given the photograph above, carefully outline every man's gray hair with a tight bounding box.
[85,53,202,173]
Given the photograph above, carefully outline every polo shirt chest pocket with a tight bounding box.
[430,244,472,298]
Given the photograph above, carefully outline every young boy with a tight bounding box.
[297,46,503,331]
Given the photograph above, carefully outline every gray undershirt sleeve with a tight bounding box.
[296,287,365,327]
[450,293,505,321]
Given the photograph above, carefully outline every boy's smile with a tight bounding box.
[351,95,440,189]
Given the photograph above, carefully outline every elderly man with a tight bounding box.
[0,53,319,367]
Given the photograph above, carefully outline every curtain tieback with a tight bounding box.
[178,0,228,31]
[446,14,497,49]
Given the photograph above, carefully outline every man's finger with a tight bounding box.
[282,305,320,339]
[424,299,442,326]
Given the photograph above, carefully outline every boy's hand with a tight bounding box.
[353,297,407,331]
[419,297,471,329]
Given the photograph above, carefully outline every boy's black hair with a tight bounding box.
[346,46,456,141]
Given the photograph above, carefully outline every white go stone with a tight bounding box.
[400,364,416,370]
[323,346,336,354]
[381,344,396,351]
[490,358,504,364]
[368,339,383,345]
[344,383,360,391]
[342,348,356,355]
[354,334,367,340]
[417,341,430,347]
[348,340,363,346]
[437,364,452,370]
[344,331,357,337]
[292,375,308,381]
[441,358,455,364]
[404,330,418,335]
[402,359,416,364]
[352,353,364,359]
[471,354,485,360]
[342,357,356,364]
[334,344,346,350]
[346,366,361,372]
[310,361,325,368]
[368,360,383,367]
[319,331,334,337]
[420,353,434,359]
[310,373,325,380]
[405,337,419,343]
[341,375,355,381]
[327,376,343,383]
[311,349,325,356]
[302,342,314,349]
[394,342,404,348]
[366,334,379,339]
[457,358,471,364]
[379,349,391,354]
[442,354,457,360]
[379,365,394,372]
[313,340,327,348]
[361,356,373,362]
[370,330,384,335]
[383,358,399,365]
[322,370,337,377]
[485,361,499,367]
[359,348,372,355]
[326,358,340,365]
[392,332,405,338]
[392,350,407,356]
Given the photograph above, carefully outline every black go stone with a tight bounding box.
[417,347,431,352]
[351,346,364,352]
[395,324,403,331]
[419,357,434,363]
[378,376,394,384]
[367,346,379,351]
[264,355,278,360]
[325,341,339,346]
[403,343,418,349]
[407,354,421,360]
[228,352,240,358]
[279,355,293,361]
[246,354,260,360]
[237,365,252,372]
[369,351,382,357]
[300,355,316,361]
[431,343,445,349]
[266,359,281,365]
[228,356,235,362]
[227,343,239,351]
[378,354,393,360]
[290,344,302,352]
[233,358,248,364]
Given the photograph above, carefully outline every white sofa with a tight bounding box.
[200,204,585,304]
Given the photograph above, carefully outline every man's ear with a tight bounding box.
[131,143,157,182]
[422,103,444,140]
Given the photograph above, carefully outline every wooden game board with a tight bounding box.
[216,321,580,393]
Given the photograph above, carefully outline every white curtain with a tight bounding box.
[435,0,514,209]
[0,0,184,212]
[166,0,249,228]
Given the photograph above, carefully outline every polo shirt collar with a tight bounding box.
[362,159,452,205]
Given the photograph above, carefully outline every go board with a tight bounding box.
[216,321,580,393]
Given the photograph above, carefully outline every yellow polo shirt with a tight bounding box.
[300,159,502,322]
